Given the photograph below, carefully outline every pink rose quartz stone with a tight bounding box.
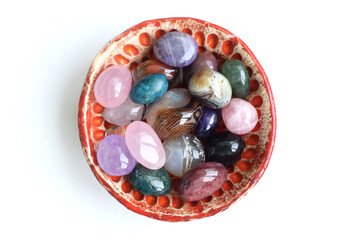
[222,98,258,135]
[125,121,166,170]
[93,65,132,108]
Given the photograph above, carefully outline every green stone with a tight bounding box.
[129,164,172,196]
[221,59,250,98]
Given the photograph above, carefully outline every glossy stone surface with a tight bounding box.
[105,126,125,137]
[189,67,232,109]
[190,51,218,76]
[221,59,250,98]
[94,65,132,108]
[154,32,198,67]
[177,162,228,202]
[132,59,176,82]
[206,132,245,167]
[163,133,205,177]
[97,135,136,176]
[130,73,168,104]
[102,97,145,126]
[194,107,221,139]
[129,164,172,196]
[125,121,166,170]
[145,89,203,140]
[222,98,258,135]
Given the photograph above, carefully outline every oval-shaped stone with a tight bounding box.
[177,162,228,202]
[102,97,145,126]
[125,121,166,170]
[94,65,132,108]
[130,73,168,104]
[163,133,205,177]
[222,98,258,135]
[206,132,245,167]
[221,59,250,98]
[194,107,221,139]
[129,164,172,196]
[154,32,198,67]
[97,135,136,176]
[189,67,232,109]
[132,59,176,82]
[190,51,218,76]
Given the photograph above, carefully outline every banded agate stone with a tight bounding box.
[131,59,176,82]
[163,133,205,177]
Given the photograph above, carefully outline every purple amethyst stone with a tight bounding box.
[154,32,198,67]
[97,135,136,176]
[194,107,221,139]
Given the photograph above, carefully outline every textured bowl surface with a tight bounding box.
[78,17,276,221]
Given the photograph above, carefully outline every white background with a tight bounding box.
[1,0,348,239]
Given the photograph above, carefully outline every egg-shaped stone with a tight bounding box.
[130,73,168,104]
[163,133,205,177]
[125,121,166,170]
[129,164,172,196]
[222,98,258,135]
[194,107,221,139]
[206,132,245,167]
[97,135,136,176]
[102,97,145,126]
[177,162,228,202]
[132,59,176,82]
[189,67,232,109]
[154,32,198,67]
[94,65,132,108]
[221,59,250,98]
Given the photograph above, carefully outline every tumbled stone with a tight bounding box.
[102,97,145,126]
[130,73,168,104]
[221,59,250,98]
[190,51,218,76]
[132,59,176,82]
[177,162,228,202]
[125,121,166,170]
[222,98,258,135]
[189,67,232,109]
[129,164,172,196]
[206,132,245,167]
[194,107,221,139]
[163,133,205,177]
[154,32,198,67]
[97,135,136,176]
[94,65,132,108]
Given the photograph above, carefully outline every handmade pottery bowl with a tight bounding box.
[78,17,276,221]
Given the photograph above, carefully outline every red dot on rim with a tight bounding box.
[236,161,252,171]
[146,196,157,206]
[252,122,261,132]
[172,196,184,209]
[222,180,234,191]
[222,40,234,56]
[110,176,121,183]
[231,53,242,61]
[93,103,104,114]
[132,190,144,201]
[201,196,213,203]
[252,95,263,108]
[246,134,259,146]
[242,149,256,159]
[93,130,105,141]
[207,34,218,49]
[114,54,129,65]
[213,188,224,197]
[155,29,166,39]
[139,32,150,46]
[194,31,205,46]
[229,172,243,183]
[182,28,192,35]
[92,116,103,127]
[158,196,170,208]
[121,181,133,193]
[250,79,259,92]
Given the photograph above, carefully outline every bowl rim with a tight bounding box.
[78,17,277,221]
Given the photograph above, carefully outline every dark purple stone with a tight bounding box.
[154,32,198,67]
[194,107,221,139]
[177,162,228,202]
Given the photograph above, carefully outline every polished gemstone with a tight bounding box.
[206,132,245,167]
[102,97,145,126]
[163,133,205,177]
[194,107,221,139]
[96,135,136,176]
[221,59,250,98]
[222,98,258,135]
[154,32,198,67]
[94,65,132,108]
[105,126,126,137]
[145,88,203,140]
[132,59,176,82]
[189,67,232,109]
[129,164,172,196]
[190,51,218,76]
[130,73,168,104]
[177,162,228,202]
[125,121,166,170]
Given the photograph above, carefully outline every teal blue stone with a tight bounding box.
[129,164,172,196]
[130,73,168,104]
[221,59,250,98]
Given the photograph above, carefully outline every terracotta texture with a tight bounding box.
[78,17,276,222]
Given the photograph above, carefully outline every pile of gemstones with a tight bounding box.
[94,31,257,202]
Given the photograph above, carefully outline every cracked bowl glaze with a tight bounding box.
[78,17,276,222]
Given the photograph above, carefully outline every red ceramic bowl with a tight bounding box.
[78,17,276,221]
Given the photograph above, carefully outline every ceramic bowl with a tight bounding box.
[78,17,276,221]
